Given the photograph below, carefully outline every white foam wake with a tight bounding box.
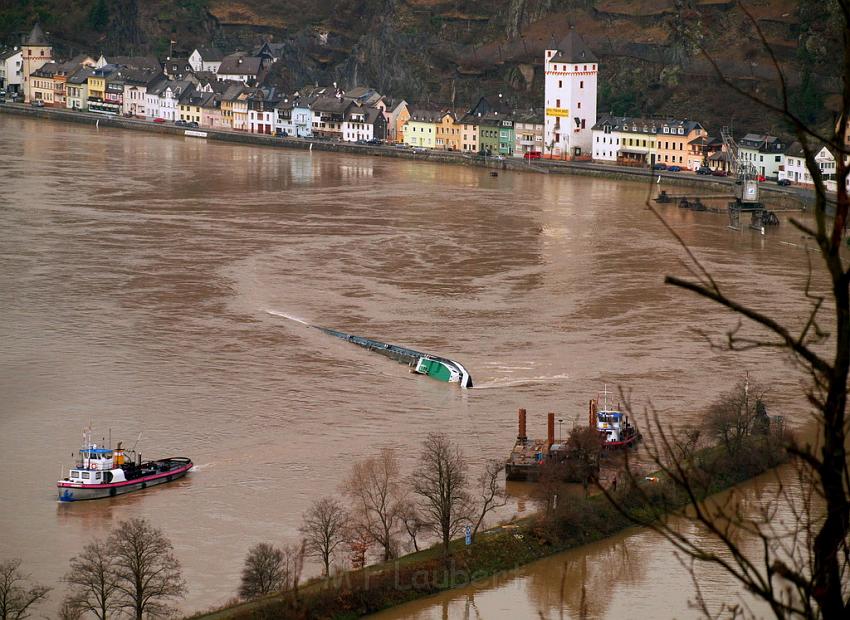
[473,373,570,389]
[266,309,309,326]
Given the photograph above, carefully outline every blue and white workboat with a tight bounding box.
[57,431,192,502]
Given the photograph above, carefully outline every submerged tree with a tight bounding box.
[604,2,850,618]
[0,559,49,620]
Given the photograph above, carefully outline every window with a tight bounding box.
[581,119,586,129]
[663,127,669,134]
[71,471,80,478]
[556,99,560,107]
[580,80,584,89]
[82,472,90,479]
[558,80,562,88]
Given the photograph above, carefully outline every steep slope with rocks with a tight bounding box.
[1,0,841,133]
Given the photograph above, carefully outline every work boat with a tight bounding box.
[57,431,192,501]
[589,385,641,448]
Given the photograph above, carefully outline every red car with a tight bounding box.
[523,151,542,160]
[153,117,166,123]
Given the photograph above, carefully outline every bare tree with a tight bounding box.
[704,377,769,455]
[63,539,121,620]
[108,518,186,620]
[343,448,405,562]
[299,497,348,577]
[239,543,286,600]
[603,2,850,617]
[469,459,506,543]
[0,559,49,620]
[563,425,603,496]
[279,543,305,601]
[398,499,423,552]
[411,432,471,558]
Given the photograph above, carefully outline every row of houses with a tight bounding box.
[3,24,844,189]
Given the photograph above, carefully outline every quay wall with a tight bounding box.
[0,103,807,211]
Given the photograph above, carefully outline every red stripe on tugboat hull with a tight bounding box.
[57,460,192,501]
[603,436,640,448]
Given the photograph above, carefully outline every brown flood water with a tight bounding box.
[0,114,824,617]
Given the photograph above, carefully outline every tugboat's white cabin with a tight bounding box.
[66,445,127,485]
[596,410,626,442]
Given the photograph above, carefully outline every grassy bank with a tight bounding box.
[190,434,789,620]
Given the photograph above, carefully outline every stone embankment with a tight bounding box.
[0,103,808,211]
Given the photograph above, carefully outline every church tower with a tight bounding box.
[22,23,52,103]
[544,29,597,159]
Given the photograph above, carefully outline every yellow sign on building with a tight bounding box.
[546,107,569,118]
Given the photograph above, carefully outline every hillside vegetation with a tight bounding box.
[1,0,841,134]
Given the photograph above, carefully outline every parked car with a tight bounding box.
[153,117,166,123]
[175,120,187,127]
[652,163,667,170]
[355,139,368,145]
[412,147,427,154]
[186,121,199,128]
[523,151,542,160]
[31,100,45,108]
[395,143,409,148]
[696,166,712,175]
[667,165,682,172]
[777,178,792,186]
[367,138,382,145]
[711,169,728,177]
[756,174,766,182]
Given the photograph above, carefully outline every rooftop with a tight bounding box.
[25,23,48,46]
[549,29,597,63]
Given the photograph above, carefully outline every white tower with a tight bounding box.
[544,29,597,159]
[21,23,52,103]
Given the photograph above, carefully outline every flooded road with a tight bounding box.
[0,114,823,616]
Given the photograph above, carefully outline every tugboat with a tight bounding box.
[57,429,192,502]
[590,385,641,449]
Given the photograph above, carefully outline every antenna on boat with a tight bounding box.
[130,432,142,454]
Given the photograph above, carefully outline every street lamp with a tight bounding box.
[558,418,564,442]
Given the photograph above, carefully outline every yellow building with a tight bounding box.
[219,83,243,129]
[403,108,444,148]
[179,89,206,124]
[435,111,461,151]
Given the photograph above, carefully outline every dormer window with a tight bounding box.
[663,127,669,133]
[678,128,684,135]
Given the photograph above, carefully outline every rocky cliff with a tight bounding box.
[1,0,841,134]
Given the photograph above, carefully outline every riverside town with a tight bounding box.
[2,3,849,620]
[2,23,845,191]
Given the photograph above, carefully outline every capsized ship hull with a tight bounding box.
[316,327,473,388]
